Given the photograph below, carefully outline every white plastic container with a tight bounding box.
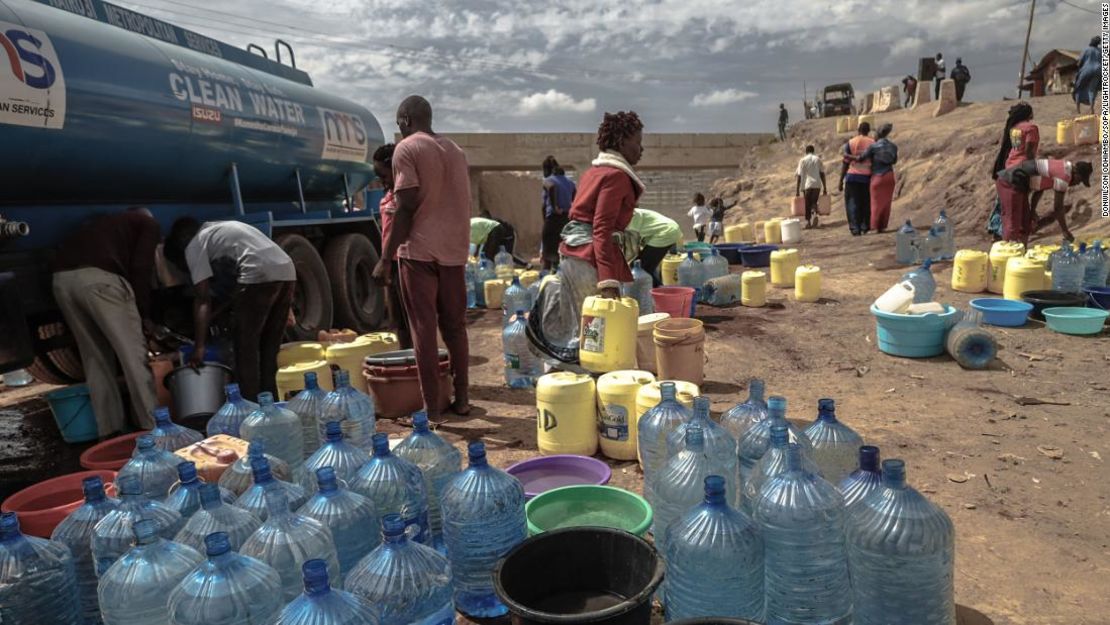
[906,302,946,314]
[780,218,803,245]
[873,281,916,313]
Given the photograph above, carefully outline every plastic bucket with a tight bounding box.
[525,485,652,536]
[653,318,706,385]
[364,350,451,419]
[870,304,959,358]
[494,527,664,625]
[0,470,117,537]
[651,287,695,319]
[636,313,670,373]
[46,385,99,443]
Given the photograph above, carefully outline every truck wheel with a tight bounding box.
[275,233,333,341]
[26,321,84,384]
[323,234,384,332]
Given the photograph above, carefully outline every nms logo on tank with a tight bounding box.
[0,20,66,129]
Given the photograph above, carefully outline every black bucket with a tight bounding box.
[493,527,664,625]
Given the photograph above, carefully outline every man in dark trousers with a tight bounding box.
[950,58,971,102]
[933,53,946,100]
[838,121,874,235]
[777,103,789,141]
[164,218,295,402]
[902,75,917,107]
[52,207,160,436]
[372,96,471,417]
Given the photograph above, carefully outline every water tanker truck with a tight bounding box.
[0,0,387,383]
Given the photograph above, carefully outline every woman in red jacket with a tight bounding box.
[529,110,645,364]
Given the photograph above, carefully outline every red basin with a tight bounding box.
[1,470,117,537]
[79,431,143,471]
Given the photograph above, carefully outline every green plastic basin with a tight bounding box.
[525,484,653,537]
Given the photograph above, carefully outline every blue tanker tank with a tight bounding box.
[0,0,388,380]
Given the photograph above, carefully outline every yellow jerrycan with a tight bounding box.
[770,248,800,287]
[988,241,1025,294]
[326,333,397,393]
[764,219,784,244]
[535,372,598,456]
[278,341,326,368]
[596,370,656,461]
[742,270,768,307]
[579,296,639,373]
[661,254,684,286]
[1003,256,1047,301]
[951,250,988,293]
[794,265,822,302]
[276,360,333,401]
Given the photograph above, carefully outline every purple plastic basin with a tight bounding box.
[506,455,612,499]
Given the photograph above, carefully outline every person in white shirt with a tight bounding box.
[795,145,828,228]
[934,53,946,100]
[687,193,711,242]
[164,218,295,401]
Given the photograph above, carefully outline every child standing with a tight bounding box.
[687,193,710,242]
[707,197,736,244]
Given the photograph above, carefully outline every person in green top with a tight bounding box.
[628,208,681,285]
[470,210,530,266]
[470,213,501,248]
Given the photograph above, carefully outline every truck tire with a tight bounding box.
[26,321,84,384]
[323,234,384,332]
[276,233,333,341]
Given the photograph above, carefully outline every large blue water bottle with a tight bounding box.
[652,426,740,555]
[1082,240,1109,287]
[665,395,736,461]
[476,255,496,307]
[737,395,813,484]
[678,250,705,300]
[98,518,204,625]
[933,210,954,260]
[637,382,693,512]
[349,433,430,544]
[803,398,865,483]
[631,259,655,314]
[298,467,380,580]
[1052,242,1085,293]
[165,461,236,520]
[895,220,918,264]
[304,421,372,485]
[168,531,284,625]
[839,445,883,509]
[235,456,308,521]
[900,258,937,303]
[276,559,381,625]
[502,276,531,325]
[494,245,514,279]
[440,441,527,618]
[219,440,294,496]
[119,433,181,501]
[240,487,341,602]
[393,410,462,552]
[175,483,262,553]
[720,379,769,443]
[754,443,852,625]
[241,392,306,475]
[50,475,119,625]
[744,424,822,512]
[346,514,455,625]
[206,383,259,437]
[0,512,82,625]
[503,310,541,388]
[92,474,184,576]
[663,475,764,621]
[702,247,729,281]
[286,371,329,458]
[847,459,956,625]
[465,257,478,309]
[319,370,376,452]
[149,406,204,452]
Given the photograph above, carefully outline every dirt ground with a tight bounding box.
[1,94,1108,625]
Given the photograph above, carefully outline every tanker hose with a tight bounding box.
[0,219,30,239]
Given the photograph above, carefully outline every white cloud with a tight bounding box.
[691,88,759,107]
[888,36,925,60]
[518,90,598,114]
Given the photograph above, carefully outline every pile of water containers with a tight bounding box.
[2,374,956,625]
[4,375,528,625]
[1050,240,1110,292]
[642,380,956,625]
[896,210,956,265]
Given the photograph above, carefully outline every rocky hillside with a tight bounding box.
[710,94,1105,244]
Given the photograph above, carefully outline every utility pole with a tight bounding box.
[803,81,807,118]
[1018,0,1036,98]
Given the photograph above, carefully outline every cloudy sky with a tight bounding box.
[119,0,1096,134]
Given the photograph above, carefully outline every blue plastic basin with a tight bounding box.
[714,243,744,265]
[870,304,959,358]
[969,298,1033,327]
[739,244,778,267]
[1043,306,1109,335]
[1085,286,1110,310]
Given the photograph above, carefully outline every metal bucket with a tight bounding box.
[164,363,232,419]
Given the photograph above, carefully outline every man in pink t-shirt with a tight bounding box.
[373,95,471,416]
